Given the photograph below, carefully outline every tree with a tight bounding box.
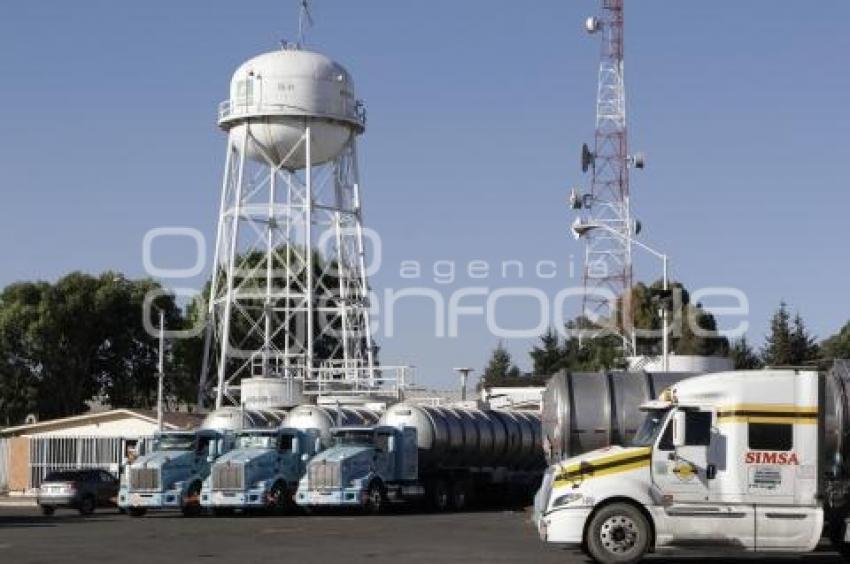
[529,329,566,376]
[761,302,818,367]
[480,342,523,388]
[730,336,763,370]
[0,272,189,424]
[821,321,850,365]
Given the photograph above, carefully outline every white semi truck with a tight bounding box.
[534,365,850,563]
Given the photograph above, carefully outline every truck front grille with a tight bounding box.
[212,463,245,491]
[308,460,340,489]
[129,467,160,491]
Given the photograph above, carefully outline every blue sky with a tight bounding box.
[0,1,848,389]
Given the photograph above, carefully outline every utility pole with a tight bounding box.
[157,309,165,432]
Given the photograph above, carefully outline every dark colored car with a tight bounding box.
[37,469,120,516]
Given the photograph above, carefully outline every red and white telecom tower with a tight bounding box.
[571,0,644,353]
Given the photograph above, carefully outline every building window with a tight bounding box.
[748,422,792,451]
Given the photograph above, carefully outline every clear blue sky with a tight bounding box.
[1,1,847,389]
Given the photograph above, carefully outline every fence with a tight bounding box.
[0,438,10,492]
[28,436,152,489]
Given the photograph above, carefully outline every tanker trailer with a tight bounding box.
[201,404,378,515]
[295,403,544,513]
[541,371,691,464]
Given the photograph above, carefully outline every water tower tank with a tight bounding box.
[218,47,364,169]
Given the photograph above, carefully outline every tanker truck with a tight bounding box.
[201,405,378,514]
[295,403,544,513]
[119,407,284,517]
[535,363,850,563]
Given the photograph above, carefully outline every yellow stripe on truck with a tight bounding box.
[716,404,818,425]
[554,448,651,486]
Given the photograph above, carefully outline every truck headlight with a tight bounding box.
[553,493,585,507]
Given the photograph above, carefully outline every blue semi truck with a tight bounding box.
[119,428,232,517]
[295,403,543,513]
[201,427,320,514]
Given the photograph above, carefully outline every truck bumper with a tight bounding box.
[201,490,268,508]
[118,490,182,509]
[295,488,364,507]
[538,507,593,545]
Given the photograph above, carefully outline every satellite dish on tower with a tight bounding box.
[581,143,595,173]
[585,17,601,34]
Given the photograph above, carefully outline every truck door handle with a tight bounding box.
[706,464,717,480]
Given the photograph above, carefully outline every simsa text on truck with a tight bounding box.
[534,365,850,563]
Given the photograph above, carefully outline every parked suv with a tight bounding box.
[37,469,119,515]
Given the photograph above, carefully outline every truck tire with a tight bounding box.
[181,482,202,517]
[40,505,55,516]
[268,482,288,515]
[828,516,850,557]
[365,481,386,515]
[585,503,650,564]
[128,507,147,517]
[429,479,450,513]
[450,480,470,512]
[78,495,96,516]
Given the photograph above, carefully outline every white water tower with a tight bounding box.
[199,44,375,409]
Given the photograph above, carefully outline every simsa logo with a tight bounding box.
[744,452,799,465]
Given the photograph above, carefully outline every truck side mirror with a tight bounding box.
[301,453,308,462]
[672,411,687,449]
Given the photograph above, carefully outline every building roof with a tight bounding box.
[0,408,205,437]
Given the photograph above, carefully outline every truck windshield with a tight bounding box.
[155,434,195,451]
[236,434,275,449]
[630,409,670,448]
[334,430,374,446]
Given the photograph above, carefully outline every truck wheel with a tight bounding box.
[181,482,202,517]
[828,516,850,556]
[429,479,450,513]
[585,503,650,564]
[268,482,289,515]
[365,482,386,515]
[450,480,469,512]
[40,505,55,516]
[128,507,147,517]
[78,495,96,516]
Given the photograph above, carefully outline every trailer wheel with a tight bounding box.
[40,505,55,516]
[365,481,386,515]
[450,480,470,512]
[128,507,147,517]
[585,502,650,564]
[429,479,450,512]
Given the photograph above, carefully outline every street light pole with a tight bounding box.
[572,220,670,371]
[157,310,165,432]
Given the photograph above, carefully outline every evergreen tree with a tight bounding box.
[821,321,850,364]
[761,302,818,366]
[481,342,522,388]
[790,313,819,366]
[529,329,565,376]
[730,336,762,369]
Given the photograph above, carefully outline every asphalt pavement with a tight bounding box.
[0,505,845,564]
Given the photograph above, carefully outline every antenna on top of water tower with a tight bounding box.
[297,0,314,47]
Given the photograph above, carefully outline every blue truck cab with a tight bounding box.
[201,426,320,514]
[295,425,419,513]
[118,428,231,517]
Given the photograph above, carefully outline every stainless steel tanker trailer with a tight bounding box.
[541,370,692,464]
[296,402,545,512]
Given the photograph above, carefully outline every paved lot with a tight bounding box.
[0,506,844,564]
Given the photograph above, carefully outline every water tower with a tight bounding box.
[198,44,376,409]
